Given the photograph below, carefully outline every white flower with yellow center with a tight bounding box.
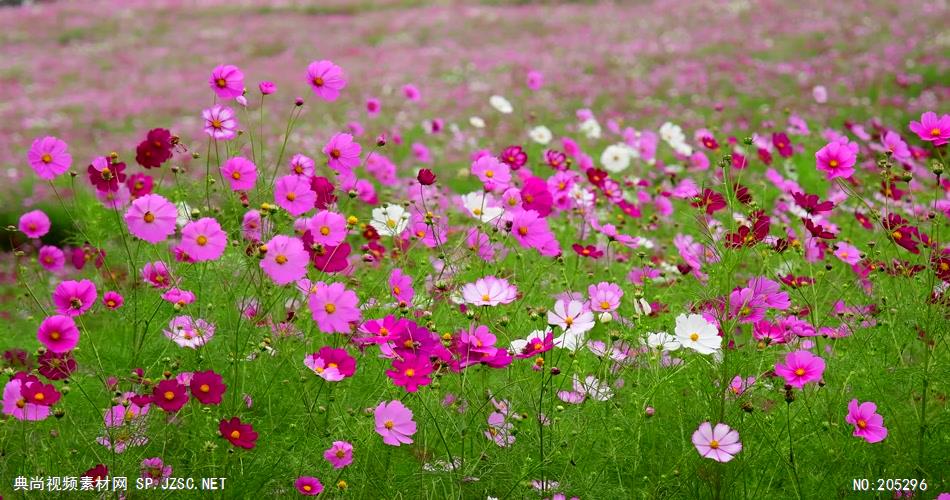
[601,144,632,173]
[370,204,409,237]
[461,192,504,223]
[529,125,553,145]
[673,313,722,355]
[489,95,513,114]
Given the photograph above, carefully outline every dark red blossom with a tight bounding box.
[87,159,127,192]
[38,351,77,381]
[303,231,351,273]
[21,379,61,406]
[586,168,608,188]
[135,128,174,168]
[572,244,603,259]
[81,464,109,481]
[126,173,154,198]
[692,189,727,215]
[772,132,793,157]
[792,192,834,215]
[701,135,719,150]
[802,218,835,239]
[310,176,337,210]
[544,149,568,171]
[220,417,258,449]
[757,148,773,165]
[521,177,554,217]
[189,370,227,405]
[416,168,436,185]
[726,211,769,248]
[152,379,189,412]
[500,145,527,170]
[779,275,814,288]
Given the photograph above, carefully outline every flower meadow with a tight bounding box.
[1,0,950,498]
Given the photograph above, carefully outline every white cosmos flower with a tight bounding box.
[659,122,685,145]
[646,331,680,351]
[469,116,486,128]
[601,143,632,173]
[579,118,602,139]
[548,299,595,351]
[175,201,193,228]
[461,192,504,223]
[509,329,549,355]
[489,95,513,114]
[529,125,552,145]
[370,204,410,237]
[673,313,722,355]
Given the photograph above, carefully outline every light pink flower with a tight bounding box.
[27,136,72,180]
[124,194,178,244]
[308,210,347,246]
[202,105,238,140]
[374,400,416,446]
[588,282,623,312]
[308,281,361,333]
[692,422,742,462]
[209,64,244,99]
[180,218,227,262]
[461,276,518,306]
[260,235,308,285]
[306,60,346,101]
[18,210,51,238]
[220,157,258,191]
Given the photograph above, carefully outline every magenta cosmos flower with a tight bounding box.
[471,155,511,191]
[39,246,66,272]
[833,242,861,266]
[189,370,226,405]
[152,379,188,412]
[308,281,361,333]
[3,373,53,421]
[52,279,97,316]
[261,235,308,285]
[461,276,518,306]
[692,422,742,462]
[308,210,348,247]
[294,476,323,496]
[774,350,825,388]
[102,291,124,310]
[389,268,414,305]
[323,441,353,469]
[588,281,623,313]
[386,353,433,392]
[304,347,356,382]
[180,218,227,262]
[202,105,238,140]
[209,64,244,99]
[306,60,346,101]
[19,210,51,239]
[220,157,258,191]
[526,70,544,90]
[28,136,72,180]
[125,194,178,243]
[815,138,858,180]
[274,175,316,216]
[37,315,80,353]
[846,400,887,443]
[374,400,417,446]
[511,209,560,256]
[908,111,950,146]
[322,133,361,173]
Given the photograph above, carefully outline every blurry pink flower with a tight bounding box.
[511,210,561,256]
[306,60,346,101]
[102,291,124,310]
[692,422,742,462]
[588,282,622,312]
[775,350,825,388]
[461,276,517,306]
[38,245,65,272]
[815,138,858,180]
[846,399,887,443]
[53,279,97,316]
[308,210,347,246]
[486,411,515,447]
[812,85,828,103]
[309,281,361,333]
[833,242,861,265]
[202,105,238,140]
[180,218,227,262]
[374,400,416,446]
[274,175,316,216]
[908,111,950,146]
[242,210,263,242]
[323,133,361,173]
[412,142,432,163]
[389,268,415,305]
[164,316,215,349]
[19,210,51,238]
[140,457,172,485]
[37,315,80,353]
[161,288,195,307]
[260,235,308,285]
[527,70,544,90]
[259,81,276,95]
[209,64,244,99]
[124,194,178,243]
[366,97,381,115]
[27,136,72,180]
[880,131,910,160]
[324,441,354,469]
[402,84,420,101]
[220,157,257,191]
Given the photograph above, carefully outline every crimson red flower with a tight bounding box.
[310,176,337,210]
[521,177,553,217]
[854,211,874,230]
[586,168,608,188]
[731,183,752,204]
[544,149,567,170]
[701,135,719,150]
[500,145,527,170]
[772,132,793,157]
[152,379,189,412]
[726,211,769,248]
[417,168,436,185]
[802,218,835,239]
[792,192,834,215]
[87,158,127,192]
[38,351,77,381]
[692,189,727,215]
[303,232,351,273]
[189,370,227,405]
[21,379,61,406]
[136,128,174,168]
[81,464,109,481]
[617,199,641,219]
[932,255,950,282]
[572,244,603,259]
[757,147,773,165]
[779,274,814,288]
[219,417,258,449]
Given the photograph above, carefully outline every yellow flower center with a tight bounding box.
[50,331,61,340]
[320,226,330,236]
[211,119,222,129]
[690,333,699,341]
[143,212,155,223]
[216,77,227,88]
[394,286,402,295]
[163,391,175,401]
[303,485,312,492]
[931,128,941,137]
[708,439,719,449]
[829,159,838,167]
[41,153,53,163]
[485,170,494,178]
[386,218,397,228]
[286,192,296,201]
[405,368,416,377]
[518,227,528,236]
[231,171,241,180]
[482,294,491,302]
[275,254,288,264]
[384,420,394,429]
[313,77,324,87]
[33,393,45,402]
[324,303,336,314]
[200,384,210,393]
[196,235,208,246]
[857,419,867,429]
[599,301,610,309]
[564,316,574,326]
[794,368,806,376]
[230,430,241,439]
[335,449,345,458]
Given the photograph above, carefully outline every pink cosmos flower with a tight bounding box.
[295,476,324,496]
[202,105,238,140]
[37,314,80,353]
[209,64,244,99]
[164,316,215,349]
[324,441,354,469]
[274,175,316,216]
[259,81,276,95]
[511,210,561,256]
[815,137,858,180]
[242,210,264,242]
[19,210,51,238]
[52,279,97,316]
[306,60,346,101]
[510,330,554,359]
[692,422,742,462]
[220,157,258,191]
[140,457,172,486]
[389,268,415,305]
[846,399,887,443]
[27,136,72,180]
[308,210,347,246]
[323,133,361,173]
[289,153,315,177]
[38,246,65,272]
[386,353,433,392]
[486,411,515,447]
[309,281,361,333]
[774,350,825,388]
[526,70,544,90]
[304,347,356,382]
[471,155,511,191]
[3,374,51,421]
[102,291,124,310]
[161,288,195,307]
[125,194,178,243]
[261,235,308,285]
[366,97,381,115]
[374,400,417,446]
[402,84,421,101]
[908,111,950,146]
[588,282,623,312]
[833,242,861,265]
[180,218,227,262]
[461,276,518,306]
[142,261,174,288]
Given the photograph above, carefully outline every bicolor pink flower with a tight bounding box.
[815,138,858,180]
[510,330,554,359]
[834,242,861,265]
[19,210,51,238]
[52,279,97,316]
[324,441,353,469]
[164,316,215,349]
[485,411,515,447]
[308,281,361,333]
[295,476,323,496]
[461,276,518,306]
[304,347,356,382]
[908,111,950,146]
[389,268,415,305]
[140,457,172,485]
[209,64,244,99]
[274,175,316,216]
[374,400,417,446]
[308,210,347,246]
[202,105,238,140]
[142,261,174,288]
[261,235,308,285]
[306,60,346,101]
[471,155,511,191]
[323,133,361,173]
[125,194,178,244]
[692,422,742,462]
[846,400,887,443]
[289,153,315,177]
[774,350,825,388]
[220,157,257,191]
[588,282,623,312]
[386,353,433,392]
[161,288,195,307]
[3,374,52,421]
[180,218,227,262]
[102,291,124,310]
[38,246,65,272]
[37,315,80,353]
[27,136,72,180]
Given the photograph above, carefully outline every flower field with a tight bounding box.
[1,0,949,498]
